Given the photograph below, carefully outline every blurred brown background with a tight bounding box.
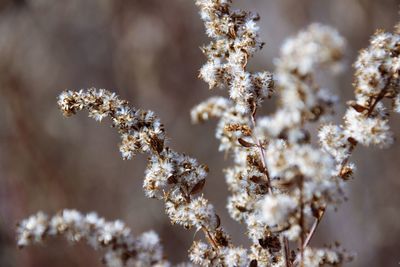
[0,0,399,266]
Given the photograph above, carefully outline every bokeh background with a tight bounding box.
[0,0,399,266]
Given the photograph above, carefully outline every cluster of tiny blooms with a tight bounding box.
[16,210,178,267]
[193,19,349,266]
[16,0,399,266]
[57,88,249,266]
[196,0,274,114]
[192,1,399,266]
[259,23,345,141]
[319,24,400,176]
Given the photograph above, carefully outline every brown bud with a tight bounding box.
[340,165,354,180]
[249,175,263,184]
[347,137,358,146]
[215,214,221,229]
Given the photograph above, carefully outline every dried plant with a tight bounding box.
[16,1,399,266]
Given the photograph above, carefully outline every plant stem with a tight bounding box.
[283,236,291,267]
[303,208,325,249]
[250,112,272,193]
[299,176,305,267]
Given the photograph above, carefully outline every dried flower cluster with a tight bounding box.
[320,25,400,171]
[191,1,399,266]
[192,14,352,266]
[196,0,274,114]
[17,210,174,267]
[16,1,399,267]
[56,88,251,266]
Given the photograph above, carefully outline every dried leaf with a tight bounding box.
[238,138,254,147]
[259,235,281,253]
[167,175,178,184]
[215,214,221,228]
[340,165,354,180]
[150,135,164,154]
[190,179,206,195]
[249,260,258,267]
[249,175,263,184]
[235,205,247,212]
[348,101,368,113]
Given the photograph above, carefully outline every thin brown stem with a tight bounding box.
[202,227,219,251]
[292,208,325,266]
[299,176,305,267]
[367,85,389,116]
[283,236,291,267]
[250,112,272,193]
[303,209,325,249]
